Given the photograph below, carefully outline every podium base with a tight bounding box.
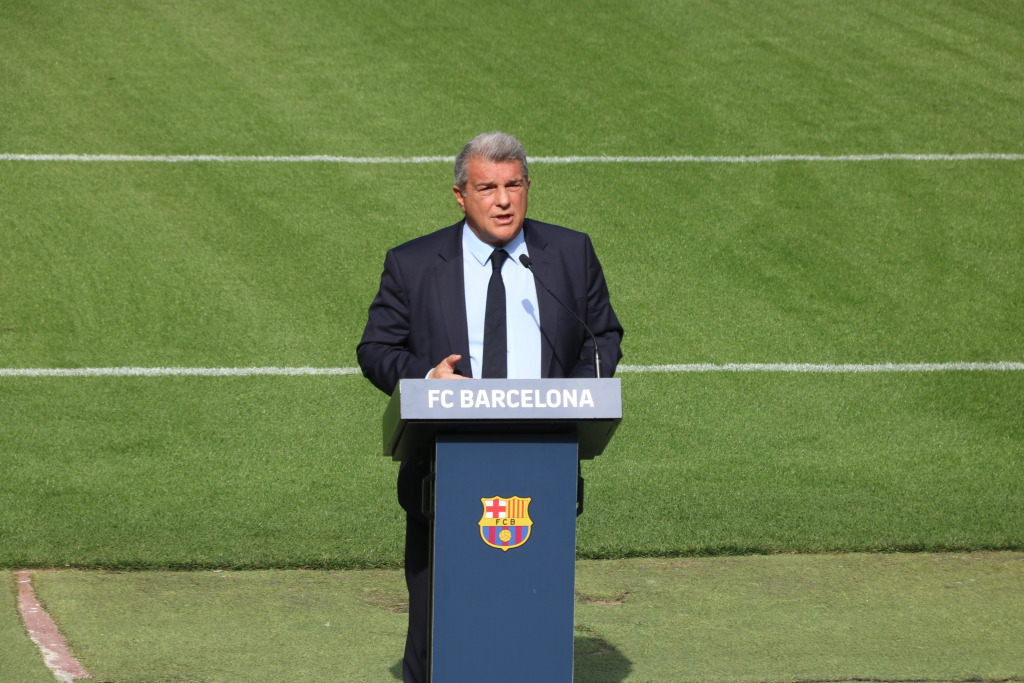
[431,434,578,682]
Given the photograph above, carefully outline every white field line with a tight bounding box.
[2,153,1023,164]
[617,362,1024,373]
[0,366,362,377]
[0,154,456,163]
[1,363,1022,377]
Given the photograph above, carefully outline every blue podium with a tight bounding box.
[383,378,622,682]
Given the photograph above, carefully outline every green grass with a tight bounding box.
[2,162,1021,367]
[542,162,1024,365]
[0,573,55,683]
[2,1,1023,679]
[584,371,1024,558]
[31,568,409,682]
[3,1,1022,155]
[16,553,1024,682]
[572,553,1024,682]
[0,377,397,568]
[1,371,1020,568]
[1,0,1023,568]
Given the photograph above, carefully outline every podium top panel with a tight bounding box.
[383,378,622,461]
[395,378,620,420]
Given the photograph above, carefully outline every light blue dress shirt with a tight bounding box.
[463,223,542,379]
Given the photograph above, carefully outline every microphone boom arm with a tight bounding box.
[519,254,601,379]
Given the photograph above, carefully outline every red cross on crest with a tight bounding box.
[479,496,533,551]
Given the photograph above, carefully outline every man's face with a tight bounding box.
[453,157,530,248]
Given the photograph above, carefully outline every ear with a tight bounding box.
[453,185,467,213]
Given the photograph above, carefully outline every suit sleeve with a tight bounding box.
[570,235,624,378]
[356,249,434,395]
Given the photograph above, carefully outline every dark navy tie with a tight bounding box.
[482,249,509,378]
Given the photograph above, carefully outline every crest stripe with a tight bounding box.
[479,496,533,550]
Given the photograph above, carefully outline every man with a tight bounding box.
[357,131,622,683]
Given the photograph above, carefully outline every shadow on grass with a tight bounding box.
[387,633,633,681]
[575,631,633,682]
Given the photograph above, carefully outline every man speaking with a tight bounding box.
[357,131,623,683]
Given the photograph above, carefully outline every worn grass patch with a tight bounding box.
[573,553,1024,682]
[32,568,409,682]
[22,553,1024,683]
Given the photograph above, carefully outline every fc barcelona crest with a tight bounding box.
[479,496,533,551]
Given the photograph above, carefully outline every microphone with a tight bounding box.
[519,254,602,378]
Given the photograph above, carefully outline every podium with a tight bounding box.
[383,378,622,682]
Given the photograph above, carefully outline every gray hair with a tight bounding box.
[454,132,529,189]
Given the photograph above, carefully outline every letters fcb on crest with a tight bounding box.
[479,496,533,551]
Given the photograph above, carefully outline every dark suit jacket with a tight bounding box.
[357,218,623,513]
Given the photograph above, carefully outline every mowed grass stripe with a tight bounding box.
[2,362,1023,377]
[2,372,1019,568]
[3,1,1022,157]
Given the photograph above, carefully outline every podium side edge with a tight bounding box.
[382,383,403,459]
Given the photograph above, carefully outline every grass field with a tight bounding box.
[4,553,1023,682]
[2,0,1023,679]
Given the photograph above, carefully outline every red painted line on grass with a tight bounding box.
[16,571,91,682]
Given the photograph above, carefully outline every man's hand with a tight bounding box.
[428,354,467,380]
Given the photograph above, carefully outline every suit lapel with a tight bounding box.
[523,220,559,378]
[434,222,473,377]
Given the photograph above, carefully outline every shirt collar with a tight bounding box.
[462,222,528,267]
